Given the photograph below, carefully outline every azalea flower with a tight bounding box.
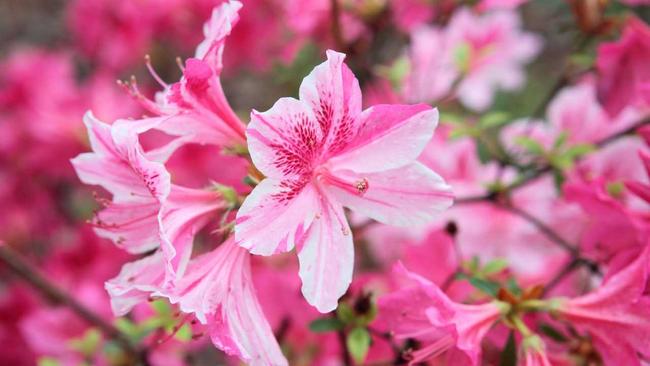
[236,50,453,312]
[596,16,650,117]
[124,0,247,151]
[552,246,650,365]
[378,263,507,365]
[71,113,227,280]
[447,8,542,111]
[107,240,288,366]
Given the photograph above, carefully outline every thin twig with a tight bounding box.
[455,116,650,204]
[499,204,578,255]
[543,257,600,296]
[0,245,149,365]
[330,0,345,51]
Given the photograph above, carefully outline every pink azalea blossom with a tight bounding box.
[596,16,650,117]
[236,50,453,312]
[403,25,458,104]
[378,263,507,365]
[71,113,226,280]
[446,8,542,111]
[126,0,247,151]
[162,239,288,366]
[553,246,650,366]
[403,8,541,110]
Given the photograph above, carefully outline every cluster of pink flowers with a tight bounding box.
[1,0,650,365]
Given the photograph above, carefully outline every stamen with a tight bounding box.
[176,56,185,72]
[145,54,169,88]
[355,178,369,195]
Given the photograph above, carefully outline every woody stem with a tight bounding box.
[0,245,149,365]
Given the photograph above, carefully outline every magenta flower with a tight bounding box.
[125,0,247,150]
[597,16,650,117]
[554,246,650,365]
[378,263,506,365]
[236,50,453,312]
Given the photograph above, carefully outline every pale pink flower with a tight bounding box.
[162,239,288,366]
[378,263,506,365]
[596,16,650,117]
[71,113,226,280]
[236,50,453,312]
[403,25,458,104]
[554,246,650,366]
[447,8,542,111]
[106,240,288,366]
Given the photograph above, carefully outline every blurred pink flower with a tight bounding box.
[237,50,453,312]
[378,263,506,365]
[403,8,541,110]
[554,246,650,365]
[447,8,542,111]
[596,16,650,117]
[519,336,552,366]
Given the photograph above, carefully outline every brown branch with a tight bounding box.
[0,245,149,365]
[330,0,345,51]
[499,204,578,255]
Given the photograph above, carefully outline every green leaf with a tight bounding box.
[514,136,545,155]
[453,42,472,73]
[38,357,61,366]
[115,318,140,338]
[539,323,568,343]
[346,327,371,364]
[68,328,102,356]
[150,299,172,316]
[481,258,509,275]
[337,302,355,324]
[479,112,510,129]
[469,277,500,297]
[553,132,569,150]
[564,143,595,159]
[175,323,193,342]
[506,277,522,296]
[309,317,344,333]
[499,331,517,366]
[476,140,492,164]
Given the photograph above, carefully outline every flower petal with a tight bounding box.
[104,251,165,316]
[297,191,353,312]
[328,105,439,173]
[164,240,288,366]
[159,186,224,281]
[247,97,322,179]
[325,162,453,226]
[235,178,319,255]
[298,50,362,157]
